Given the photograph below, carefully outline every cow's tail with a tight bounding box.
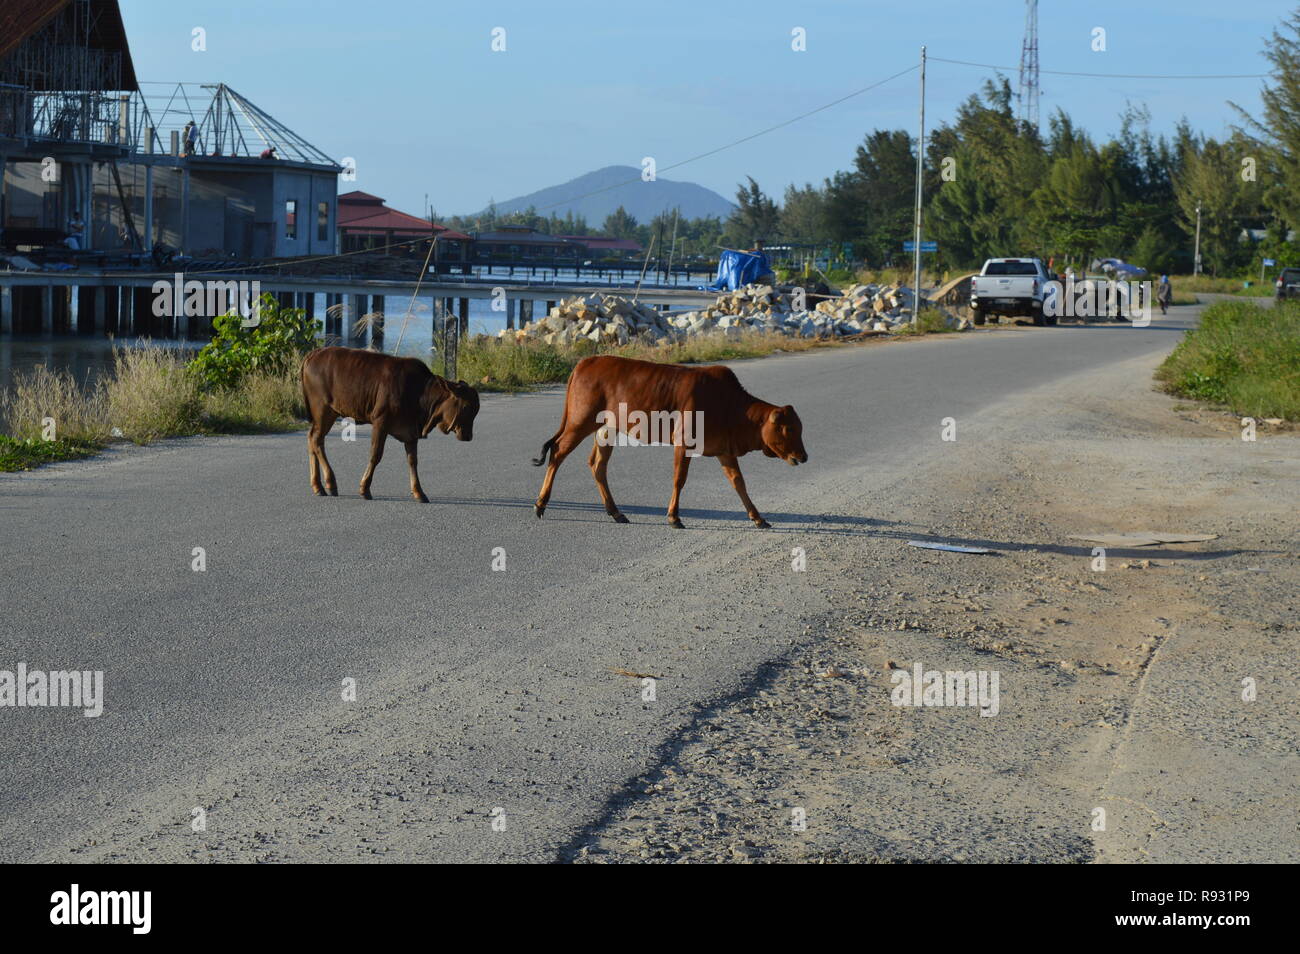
[531,425,562,467]
[532,395,570,467]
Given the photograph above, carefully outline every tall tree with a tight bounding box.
[1235,8,1300,230]
[725,177,781,247]
[601,206,639,239]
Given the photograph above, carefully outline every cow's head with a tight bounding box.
[422,378,480,441]
[760,404,808,466]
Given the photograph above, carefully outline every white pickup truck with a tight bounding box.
[969,257,1057,326]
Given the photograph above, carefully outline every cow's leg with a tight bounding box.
[588,432,628,523]
[308,418,322,496]
[404,439,429,503]
[666,444,691,529]
[719,453,770,528]
[534,423,596,518]
[311,409,339,496]
[358,425,387,500]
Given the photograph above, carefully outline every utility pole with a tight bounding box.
[1193,203,1203,275]
[912,45,927,321]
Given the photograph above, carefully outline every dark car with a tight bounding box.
[1275,267,1300,300]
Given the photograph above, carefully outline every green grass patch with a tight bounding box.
[1156,299,1300,421]
[0,435,103,472]
[891,308,954,336]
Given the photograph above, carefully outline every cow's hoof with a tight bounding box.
[754,519,772,529]
[312,487,326,497]
[668,517,684,529]
[327,486,338,497]
[612,513,629,524]
[534,504,545,519]
[414,494,430,504]
[360,490,372,500]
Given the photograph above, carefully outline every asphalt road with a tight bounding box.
[0,309,1200,862]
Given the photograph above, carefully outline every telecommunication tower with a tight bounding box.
[1018,0,1040,130]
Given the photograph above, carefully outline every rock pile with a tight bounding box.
[501,282,966,345]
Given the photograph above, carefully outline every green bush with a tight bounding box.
[1157,299,1300,420]
[189,293,321,388]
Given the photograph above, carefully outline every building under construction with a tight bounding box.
[1,0,341,264]
[0,0,708,349]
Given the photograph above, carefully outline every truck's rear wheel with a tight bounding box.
[1031,306,1045,327]
[972,311,986,326]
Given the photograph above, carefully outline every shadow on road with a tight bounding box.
[420,495,1256,563]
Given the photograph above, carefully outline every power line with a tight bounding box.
[185,64,922,275]
[931,55,1267,80]
[525,64,920,216]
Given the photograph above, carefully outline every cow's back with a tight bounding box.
[303,347,431,424]
[572,355,748,414]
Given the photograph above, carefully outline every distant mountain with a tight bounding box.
[474,165,736,224]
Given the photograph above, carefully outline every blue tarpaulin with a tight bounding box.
[706,249,771,292]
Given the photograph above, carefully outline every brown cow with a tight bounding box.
[532,355,807,528]
[300,347,480,502]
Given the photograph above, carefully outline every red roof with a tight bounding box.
[337,192,469,239]
[559,235,643,253]
[337,190,386,205]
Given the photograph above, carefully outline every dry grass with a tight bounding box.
[0,364,110,443]
[460,331,837,391]
[105,347,205,443]
[1,344,307,460]
[201,368,305,433]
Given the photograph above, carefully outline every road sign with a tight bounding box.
[903,241,938,252]
[1263,258,1276,267]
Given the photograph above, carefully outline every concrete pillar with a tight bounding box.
[41,285,54,336]
[370,295,384,351]
[506,297,516,330]
[93,286,105,335]
[135,287,154,336]
[1,285,12,336]
[349,295,366,346]
[458,298,469,337]
[118,286,129,336]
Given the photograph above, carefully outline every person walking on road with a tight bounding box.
[1157,275,1172,315]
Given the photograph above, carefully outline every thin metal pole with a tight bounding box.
[912,46,927,321]
[1193,203,1203,275]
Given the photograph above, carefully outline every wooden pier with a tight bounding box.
[0,269,718,346]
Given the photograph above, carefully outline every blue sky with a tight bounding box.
[120,0,1282,219]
